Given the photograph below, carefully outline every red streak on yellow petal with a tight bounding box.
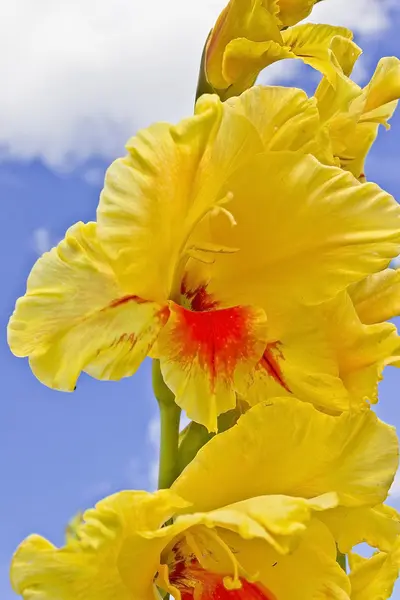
[260,342,291,393]
[171,304,259,391]
[113,332,137,348]
[206,5,230,64]
[107,294,148,308]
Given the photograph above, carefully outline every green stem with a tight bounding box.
[152,360,181,489]
[195,31,216,102]
[158,402,181,489]
[337,549,347,572]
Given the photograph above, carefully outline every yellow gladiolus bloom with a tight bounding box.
[316,36,400,181]
[8,88,400,431]
[11,399,399,600]
[203,0,354,98]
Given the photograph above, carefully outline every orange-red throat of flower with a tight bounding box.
[161,302,268,393]
[168,556,276,600]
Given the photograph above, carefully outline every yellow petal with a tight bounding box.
[11,490,190,600]
[359,57,400,121]
[348,552,369,572]
[97,94,263,302]
[321,504,400,554]
[349,539,400,600]
[281,24,353,86]
[204,151,400,310]
[156,302,268,432]
[349,269,400,324]
[172,398,398,512]
[315,36,362,122]
[277,0,319,27]
[317,56,400,179]
[217,519,351,600]
[322,292,398,407]
[205,0,282,90]
[223,37,293,88]
[8,222,169,390]
[148,493,337,554]
[245,310,354,414]
[222,24,352,95]
[346,57,400,179]
[324,34,363,78]
[246,291,398,414]
[225,85,335,164]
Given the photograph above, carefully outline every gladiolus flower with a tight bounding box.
[8,88,400,431]
[10,399,399,600]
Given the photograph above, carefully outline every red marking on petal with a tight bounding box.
[170,556,275,600]
[260,342,291,393]
[114,332,137,348]
[171,304,259,391]
[107,294,148,308]
[104,305,169,352]
[206,5,229,62]
[181,278,219,312]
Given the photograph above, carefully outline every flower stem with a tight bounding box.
[337,549,347,572]
[195,31,215,102]
[152,360,181,489]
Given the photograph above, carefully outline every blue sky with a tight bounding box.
[1,1,400,598]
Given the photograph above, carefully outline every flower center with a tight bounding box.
[169,556,275,600]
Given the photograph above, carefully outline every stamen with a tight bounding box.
[205,529,241,590]
[210,205,237,228]
[169,190,237,301]
[188,242,239,258]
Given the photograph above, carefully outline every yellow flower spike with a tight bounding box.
[11,400,398,600]
[8,87,400,430]
[203,0,353,98]
[316,41,400,180]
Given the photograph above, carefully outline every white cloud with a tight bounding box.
[32,227,53,255]
[0,0,397,167]
[310,0,395,33]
